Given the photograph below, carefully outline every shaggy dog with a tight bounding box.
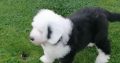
[30,7,120,63]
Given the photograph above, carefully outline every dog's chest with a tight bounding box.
[41,43,71,58]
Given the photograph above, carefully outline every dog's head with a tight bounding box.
[30,9,72,45]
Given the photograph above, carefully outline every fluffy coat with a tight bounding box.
[30,7,120,63]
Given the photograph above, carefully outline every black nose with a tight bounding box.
[30,37,34,41]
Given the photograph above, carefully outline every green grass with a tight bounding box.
[0,0,120,63]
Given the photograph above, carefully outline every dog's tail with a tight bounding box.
[105,11,120,22]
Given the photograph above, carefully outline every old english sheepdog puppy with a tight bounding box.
[30,7,120,63]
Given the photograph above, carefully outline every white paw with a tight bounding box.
[95,54,110,63]
[40,55,54,63]
[87,43,95,47]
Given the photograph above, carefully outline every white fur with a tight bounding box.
[87,43,95,47]
[95,49,110,63]
[30,9,73,63]
[30,9,72,45]
[40,43,71,63]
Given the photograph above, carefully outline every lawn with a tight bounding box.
[0,0,120,63]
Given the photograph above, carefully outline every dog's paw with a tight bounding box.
[40,55,54,63]
[87,43,95,47]
[95,54,110,63]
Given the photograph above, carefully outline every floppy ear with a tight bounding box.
[47,25,63,45]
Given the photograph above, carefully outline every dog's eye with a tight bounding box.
[47,26,52,39]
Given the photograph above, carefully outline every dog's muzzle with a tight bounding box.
[30,37,34,41]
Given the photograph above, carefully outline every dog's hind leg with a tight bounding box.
[94,13,111,63]
[95,34,111,63]
[95,42,110,63]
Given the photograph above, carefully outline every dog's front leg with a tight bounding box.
[40,55,55,63]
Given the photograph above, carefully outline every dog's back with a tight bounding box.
[69,7,120,22]
[64,7,120,63]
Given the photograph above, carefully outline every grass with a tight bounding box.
[0,0,120,63]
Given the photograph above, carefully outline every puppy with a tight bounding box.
[30,7,120,63]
